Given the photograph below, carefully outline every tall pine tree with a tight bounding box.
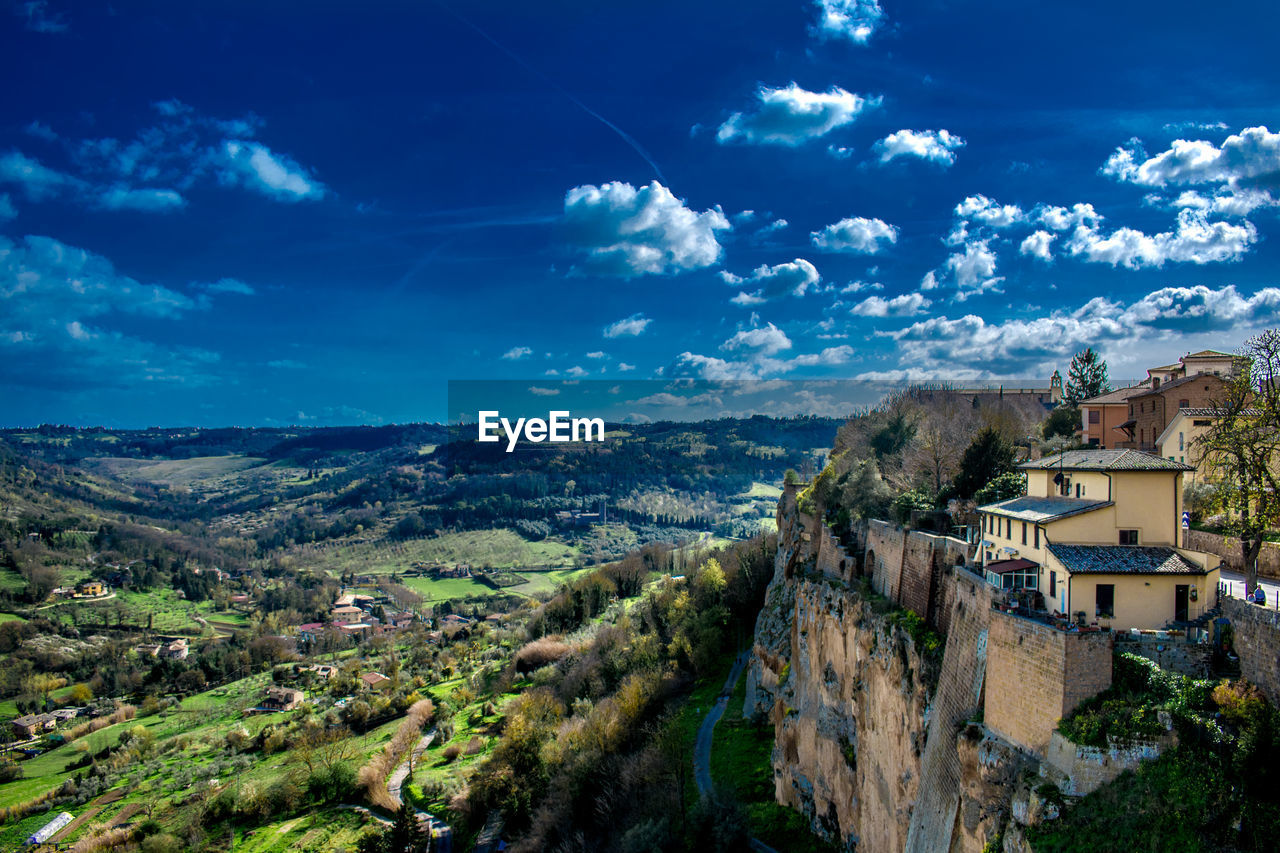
[1064,348,1110,405]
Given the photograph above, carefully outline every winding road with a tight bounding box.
[692,650,778,853]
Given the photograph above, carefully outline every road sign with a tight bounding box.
[1182,511,1190,529]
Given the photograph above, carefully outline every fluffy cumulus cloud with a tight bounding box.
[875,284,1280,378]
[716,84,879,147]
[1103,126,1280,188]
[954,194,1023,228]
[721,258,820,305]
[0,234,220,388]
[850,292,931,317]
[603,313,652,338]
[501,346,533,360]
[0,101,326,213]
[1064,209,1256,268]
[812,0,885,44]
[940,240,1002,299]
[1036,203,1101,231]
[1019,230,1056,262]
[564,181,730,276]
[670,340,854,380]
[721,323,792,355]
[811,216,898,254]
[1168,188,1278,218]
[873,129,965,165]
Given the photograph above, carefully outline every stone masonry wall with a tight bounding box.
[1184,529,1280,580]
[985,612,1113,756]
[1224,596,1280,705]
[904,568,995,853]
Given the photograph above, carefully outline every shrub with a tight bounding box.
[515,638,571,673]
[442,744,462,763]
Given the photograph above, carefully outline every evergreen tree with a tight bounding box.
[1064,348,1110,405]
[953,427,1016,499]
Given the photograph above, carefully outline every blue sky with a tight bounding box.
[4,0,1280,427]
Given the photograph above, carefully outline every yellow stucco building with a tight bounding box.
[976,449,1220,630]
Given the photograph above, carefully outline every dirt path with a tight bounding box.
[386,729,436,807]
[694,651,748,798]
[692,651,779,853]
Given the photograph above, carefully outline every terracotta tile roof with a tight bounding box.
[1020,449,1193,472]
[978,495,1112,522]
[1048,545,1210,575]
[1080,385,1151,405]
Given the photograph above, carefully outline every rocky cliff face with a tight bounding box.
[746,492,935,851]
[747,488,1038,853]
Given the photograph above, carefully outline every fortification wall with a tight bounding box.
[1184,529,1280,580]
[904,568,995,853]
[985,613,1113,756]
[1224,596,1280,705]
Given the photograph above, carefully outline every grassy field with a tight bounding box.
[400,566,591,603]
[39,587,243,635]
[711,653,833,852]
[85,454,267,486]
[295,529,580,576]
[743,481,783,499]
[233,807,373,852]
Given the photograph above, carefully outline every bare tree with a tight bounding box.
[1195,331,1280,593]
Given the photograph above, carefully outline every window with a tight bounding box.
[1179,399,1189,408]
[1049,570,1057,598]
[1034,526,1040,548]
[1075,483,1086,498]
[1119,529,1139,545]
[1193,419,1211,427]
[1096,584,1115,618]
[1007,518,1012,539]
[1179,431,1184,452]
[1089,410,1100,424]
[1021,522,1027,545]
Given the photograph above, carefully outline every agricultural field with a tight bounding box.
[293,529,581,576]
[38,588,246,636]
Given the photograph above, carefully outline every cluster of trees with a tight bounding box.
[457,537,774,851]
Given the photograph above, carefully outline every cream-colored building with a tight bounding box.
[1154,408,1220,473]
[976,449,1219,630]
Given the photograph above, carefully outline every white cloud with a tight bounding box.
[719,258,820,305]
[721,323,792,355]
[811,216,898,254]
[1170,188,1277,217]
[873,129,965,165]
[603,313,652,338]
[881,284,1280,378]
[954,194,1023,228]
[812,0,885,44]
[566,365,589,378]
[1019,230,1056,262]
[0,151,80,200]
[97,186,186,212]
[840,280,883,294]
[618,362,636,372]
[1064,209,1256,268]
[564,180,729,276]
[502,346,533,360]
[0,234,219,389]
[716,83,880,147]
[670,343,854,380]
[850,292,931,317]
[944,240,999,290]
[529,386,560,396]
[586,351,608,359]
[1036,203,1101,231]
[218,141,325,202]
[1102,126,1280,189]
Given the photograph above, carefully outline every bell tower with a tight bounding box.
[1050,369,1063,404]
